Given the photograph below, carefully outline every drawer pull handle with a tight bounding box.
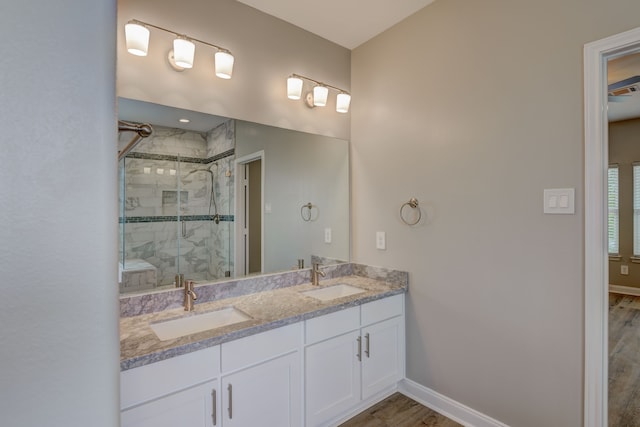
[357,336,362,361]
[228,383,233,419]
[211,389,217,425]
[365,332,370,358]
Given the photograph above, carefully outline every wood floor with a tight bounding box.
[339,393,461,427]
[336,295,640,427]
[609,293,640,427]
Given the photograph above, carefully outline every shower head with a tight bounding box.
[181,167,219,221]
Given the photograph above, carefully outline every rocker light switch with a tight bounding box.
[544,188,575,214]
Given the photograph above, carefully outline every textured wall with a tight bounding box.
[351,0,640,426]
[0,0,119,425]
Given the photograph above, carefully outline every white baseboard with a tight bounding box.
[609,284,640,296]
[398,379,509,427]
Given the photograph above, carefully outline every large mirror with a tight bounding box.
[117,98,349,294]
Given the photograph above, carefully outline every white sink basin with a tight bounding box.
[150,307,251,341]
[301,284,366,302]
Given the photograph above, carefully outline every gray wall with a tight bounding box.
[117,0,351,140]
[609,118,640,287]
[0,0,119,426]
[236,121,350,272]
[351,0,640,426]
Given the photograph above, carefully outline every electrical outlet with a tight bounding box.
[376,231,386,250]
[324,228,332,244]
[621,265,629,275]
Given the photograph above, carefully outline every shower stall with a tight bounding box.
[118,121,235,293]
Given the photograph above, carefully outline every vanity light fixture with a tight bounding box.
[313,85,329,107]
[124,19,235,79]
[287,76,303,100]
[287,73,351,113]
[173,36,195,69]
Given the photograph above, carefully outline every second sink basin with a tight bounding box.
[301,284,366,301]
[150,307,252,341]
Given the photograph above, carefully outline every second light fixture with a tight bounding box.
[125,19,235,79]
[287,74,351,113]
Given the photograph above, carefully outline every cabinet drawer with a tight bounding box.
[361,294,403,326]
[221,323,301,373]
[305,306,359,344]
[120,346,220,410]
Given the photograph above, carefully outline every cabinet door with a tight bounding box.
[361,316,404,400]
[121,380,218,427]
[221,352,301,427]
[305,330,361,427]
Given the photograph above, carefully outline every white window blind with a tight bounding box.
[634,164,640,256]
[609,165,619,255]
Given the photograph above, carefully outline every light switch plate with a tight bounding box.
[544,188,575,214]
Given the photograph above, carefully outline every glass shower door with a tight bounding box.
[119,139,181,293]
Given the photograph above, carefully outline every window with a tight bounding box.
[609,165,619,255]
[634,164,640,256]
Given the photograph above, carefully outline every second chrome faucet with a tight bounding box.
[312,263,325,286]
[184,280,197,311]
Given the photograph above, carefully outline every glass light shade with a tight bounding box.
[215,50,234,79]
[125,22,150,56]
[173,37,195,69]
[287,77,303,100]
[313,85,329,107]
[336,93,351,113]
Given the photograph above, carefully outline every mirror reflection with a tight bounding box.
[117,98,349,294]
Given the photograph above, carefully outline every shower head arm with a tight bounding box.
[118,121,153,160]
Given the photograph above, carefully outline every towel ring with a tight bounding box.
[400,198,422,226]
[301,202,313,222]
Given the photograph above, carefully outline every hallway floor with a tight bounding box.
[339,393,461,427]
[609,293,640,427]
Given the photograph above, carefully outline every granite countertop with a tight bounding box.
[120,274,407,371]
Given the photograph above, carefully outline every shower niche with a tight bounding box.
[118,120,235,293]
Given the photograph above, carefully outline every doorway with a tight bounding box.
[584,26,640,427]
[234,151,264,276]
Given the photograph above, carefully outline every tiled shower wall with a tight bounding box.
[119,121,235,290]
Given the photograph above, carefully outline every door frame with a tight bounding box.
[234,151,265,277]
[584,26,640,427]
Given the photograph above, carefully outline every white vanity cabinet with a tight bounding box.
[304,294,405,427]
[220,323,302,427]
[121,380,218,427]
[120,346,220,427]
[120,293,404,427]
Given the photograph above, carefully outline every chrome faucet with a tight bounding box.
[312,263,326,286]
[184,280,197,311]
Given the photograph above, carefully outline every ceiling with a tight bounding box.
[234,0,436,49]
[608,52,640,122]
[118,98,228,132]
